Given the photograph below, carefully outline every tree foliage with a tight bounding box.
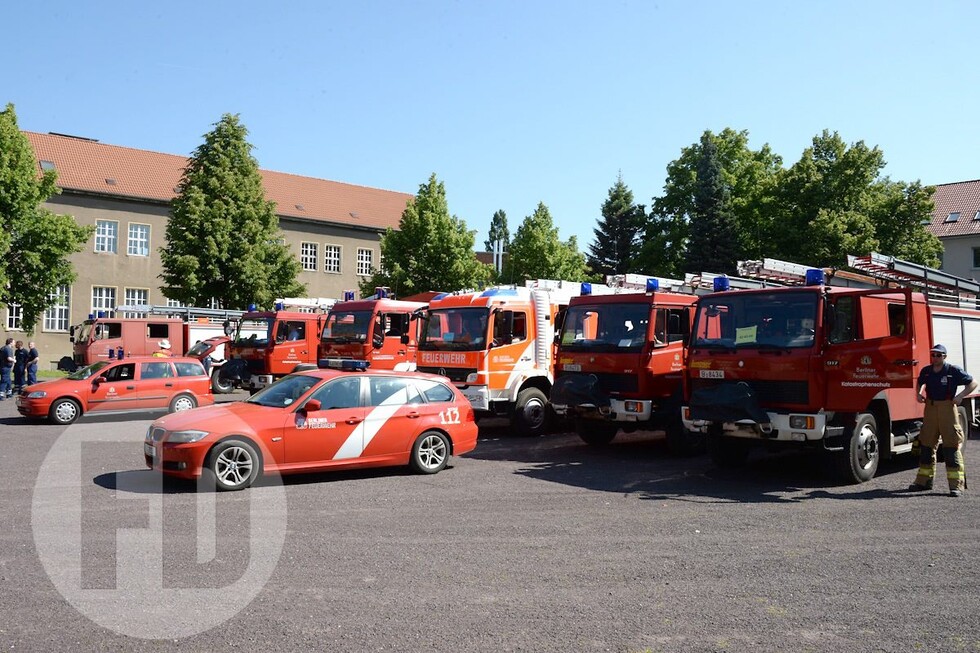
[161,114,304,309]
[502,202,591,283]
[0,103,93,333]
[684,135,740,275]
[361,174,493,297]
[587,173,645,277]
[483,209,510,253]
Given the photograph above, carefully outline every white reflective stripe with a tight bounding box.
[332,389,410,460]
[501,340,537,397]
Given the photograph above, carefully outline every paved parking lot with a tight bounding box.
[2,396,979,652]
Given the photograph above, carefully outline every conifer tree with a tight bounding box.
[684,134,740,275]
[587,173,645,276]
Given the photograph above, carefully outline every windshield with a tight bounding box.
[75,322,94,343]
[186,339,223,357]
[692,291,818,350]
[418,308,489,352]
[234,318,274,346]
[558,303,650,353]
[246,373,323,408]
[67,360,111,381]
[321,309,372,343]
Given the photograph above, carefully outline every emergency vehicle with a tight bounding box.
[550,276,699,452]
[681,253,980,483]
[144,360,478,491]
[218,297,336,393]
[416,280,582,436]
[318,288,426,371]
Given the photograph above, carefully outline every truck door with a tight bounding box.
[275,318,312,370]
[372,312,417,371]
[823,289,918,420]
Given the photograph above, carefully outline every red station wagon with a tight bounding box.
[18,357,214,425]
[144,363,478,490]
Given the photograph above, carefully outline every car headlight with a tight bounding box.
[27,390,47,399]
[166,430,210,443]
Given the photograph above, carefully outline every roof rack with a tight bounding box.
[737,258,821,285]
[846,253,980,307]
[116,304,245,321]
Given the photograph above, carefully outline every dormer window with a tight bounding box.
[946,212,961,223]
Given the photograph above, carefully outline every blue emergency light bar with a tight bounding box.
[317,358,371,371]
[581,282,592,295]
[343,290,356,301]
[248,303,257,312]
[805,268,825,286]
[480,288,519,298]
[275,301,285,311]
[646,278,659,292]
[713,276,731,292]
[375,287,388,299]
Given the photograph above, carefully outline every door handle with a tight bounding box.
[893,359,917,367]
[165,383,174,387]
[126,385,135,390]
[345,417,363,425]
[407,412,420,419]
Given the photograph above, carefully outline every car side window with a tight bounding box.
[368,377,416,406]
[103,363,136,382]
[415,379,455,403]
[309,377,362,409]
[175,361,206,377]
[141,362,174,379]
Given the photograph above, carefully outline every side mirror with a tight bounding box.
[400,334,409,345]
[94,376,106,385]
[303,398,321,413]
[372,332,384,349]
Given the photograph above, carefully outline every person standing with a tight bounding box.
[0,338,14,400]
[25,341,39,387]
[12,340,27,395]
[909,344,978,497]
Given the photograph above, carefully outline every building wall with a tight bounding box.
[3,192,382,370]
[939,235,980,282]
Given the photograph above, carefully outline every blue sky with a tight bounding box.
[5,0,978,253]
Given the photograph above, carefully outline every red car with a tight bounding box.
[18,357,214,425]
[144,365,478,490]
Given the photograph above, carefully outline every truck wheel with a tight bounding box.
[169,393,197,413]
[49,398,81,425]
[204,439,261,491]
[707,433,750,468]
[512,388,548,437]
[666,414,705,457]
[576,419,618,446]
[835,413,880,484]
[409,430,450,474]
[211,372,234,394]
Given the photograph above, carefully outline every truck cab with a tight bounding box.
[319,292,426,371]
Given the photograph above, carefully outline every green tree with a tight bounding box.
[0,104,93,333]
[684,134,740,275]
[503,202,591,282]
[869,180,942,267]
[483,209,510,253]
[160,114,304,309]
[587,173,645,277]
[361,174,492,297]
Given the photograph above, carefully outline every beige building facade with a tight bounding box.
[8,132,412,369]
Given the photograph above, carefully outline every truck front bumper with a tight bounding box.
[682,408,829,442]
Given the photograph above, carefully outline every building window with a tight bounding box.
[44,285,70,332]
[123,288,149,318]
[946,212,961,223]
[95,220,118,253]
[973,248,980,269]
[6,303,22,331]
[357,248,373,276]
[324,245,341,274]
[300,242,318,271]
[92,286,116,317]
[127,223,150,256]
[974,211,980,221]
[166,298,186,308]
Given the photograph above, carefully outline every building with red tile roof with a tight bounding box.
[925,179,980,281]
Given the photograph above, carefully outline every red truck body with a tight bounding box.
[318,298,426,370]
[70,315,234,367]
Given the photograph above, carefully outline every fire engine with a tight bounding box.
[318,288,426,371]
[681,253,980,483]
[218,297,336,393]
[416,280,582,436]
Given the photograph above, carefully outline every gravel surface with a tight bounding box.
[2,398,978,652]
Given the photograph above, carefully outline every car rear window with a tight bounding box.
[141,362,175,379]
[368,377,423,406]
[175,361,206,377]
[415,379,455,403]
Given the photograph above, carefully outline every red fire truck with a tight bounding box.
[318,289,426,371]
[681,254,980,483]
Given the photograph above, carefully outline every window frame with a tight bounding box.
[91,285,118,318]
[94,219,119,254]
[300,241,319,272]
[356,247,373,276]
[43,285,71,332]
[324,244,342,274]
[126,222,151,257]
[123,288,150,318]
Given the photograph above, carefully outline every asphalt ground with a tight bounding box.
[2,393,979,652]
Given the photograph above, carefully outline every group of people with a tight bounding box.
[0,338,39,399]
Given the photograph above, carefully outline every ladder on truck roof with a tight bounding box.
[274,297,337,312]
[846,253,980,308]
[115,304,246,322]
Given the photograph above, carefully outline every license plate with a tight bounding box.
[563,363,581,372]
[699,369,724,379]
[144,443,156,458]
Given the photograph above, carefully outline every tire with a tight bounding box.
[169,393,197,413]
[48,398,81,425]
[211,372,234,394]
[205,439,261,491]
[575,418,618,446]
[666,414,706,457]
[835,413,880,484]
[410,430,450,474]
[707,433,750,468]
[512,387,548,437]
[957,405,970,440]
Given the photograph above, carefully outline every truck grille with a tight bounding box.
[418,366,477,383]
[555,371,639,394]
[246,359,267,375]
[689,378,809,405]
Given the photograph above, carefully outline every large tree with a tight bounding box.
[871,180,942,266]
[684,134,740,275]
[361,173,492,297]
[502,202,591,283]
[0,104,93,333]
[160,114,304,309]
[587,173,645,277]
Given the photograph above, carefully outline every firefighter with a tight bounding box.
[908,344,978,497]
[152,339,173,358]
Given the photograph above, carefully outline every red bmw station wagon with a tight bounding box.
[144,363,478,490]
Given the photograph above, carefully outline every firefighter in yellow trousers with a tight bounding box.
[909,344,978,497]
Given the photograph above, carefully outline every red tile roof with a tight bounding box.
[25,132,412,232]
[927,179,980,238]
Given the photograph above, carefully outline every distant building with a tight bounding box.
[10,131,412,367]
[927,179,980,280]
